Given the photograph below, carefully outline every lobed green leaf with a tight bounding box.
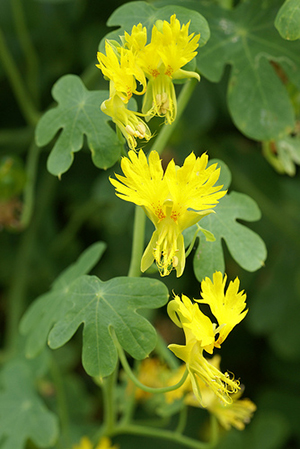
[20,241,169,378]
[20,242,107,358]
[35,75,123,177]
[48,276,169,378]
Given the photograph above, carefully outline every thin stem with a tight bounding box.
[0,27,40,126]
[20,142,40,228]
[127,206,146,277]
[11,0,40,105]
[50,356,71,449]
[114,332,188,394]
[150,79,199,156]
[208,415,219,447]
[102,366,118,433]
[175,405,188,435]
[111,423,214,449]
[155,333,180,370]
[119,359,139,425]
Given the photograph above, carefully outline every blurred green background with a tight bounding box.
[1,1,300,448]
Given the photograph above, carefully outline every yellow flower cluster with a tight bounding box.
[110,150,225,276]
[167,271,248,406]
[96,15,200,149]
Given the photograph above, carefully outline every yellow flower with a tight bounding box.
[96,41,146,103]
[167,272,248,405]
[101,91,151,150]
[127,14,200,124]
[185,355,257,430]
[110,150,225,277]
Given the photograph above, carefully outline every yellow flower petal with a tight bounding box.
[196,272,248,347]
[167,294,215,352]
[96,42,146,102]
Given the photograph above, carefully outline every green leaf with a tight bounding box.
[275,0,300,41]
[20,242,107,358]
[158,0,300,141]
[101,1,210,52]
[0,359,58,449]
[48,276,169,378]
[187,160,267,281]
[35,75,123,177]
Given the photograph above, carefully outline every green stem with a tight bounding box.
[11,0,40,105]
[150,78,198,156]
[0,27,40,126]
[119,359,139,425]
[175,405,188,434]
[114,332,188,394]
[111,423,214,449]
[50,356,71,449]
[102,367,118,433]
[127,206,146,277]
[155,333,179,370]
[20,142,40,228]
[208,415,219,447]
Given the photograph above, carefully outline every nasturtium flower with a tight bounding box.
[110,150,225,277]
[127,14,200,124]
[185,355,256,430]
[96,39,150,149]
[167,272,248,405]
